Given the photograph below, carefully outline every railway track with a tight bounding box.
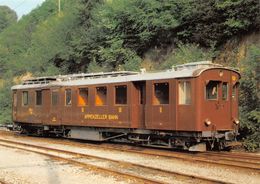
[1,129,259,171]
[199,151,260,163]
[1,130,260,171]
[56,140,260,171]
[40,138,260,171]
[0,138,231,184]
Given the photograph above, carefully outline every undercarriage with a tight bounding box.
[14,123,238,152]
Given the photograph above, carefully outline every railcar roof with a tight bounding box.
[11,61,240,90]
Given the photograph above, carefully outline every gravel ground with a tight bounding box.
[0,131,259,184]
[0,145,129,184]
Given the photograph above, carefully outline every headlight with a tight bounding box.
[205,119,211,126]
[233,118,239,125]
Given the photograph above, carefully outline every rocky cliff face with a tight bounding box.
[215,32,260,66]
[140,32,260,70]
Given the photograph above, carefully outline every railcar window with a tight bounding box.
[140,85,145,105]
[153,83,169,105]
[13,92,17,107]
[65,89,72,106]
[222,83,228,100]
[52,91,58,106]
[78,88,88,106]
[22,91,28,106]
[232,84,237,100]
[96,86,107,106]
[115,85,127,105]
[179,81,191,105]
[36,91,42,105]
[206,81,219,100]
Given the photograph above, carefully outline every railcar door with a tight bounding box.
[177,80,195,131]
[145,80,172,130]
[49,88,61,125]
[204,80,231,129]
[12,91,17,122]
[132,82,146,128]
[62,88,75,125]
[41,89,51,124]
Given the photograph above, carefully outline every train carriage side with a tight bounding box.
[11,64,240,151]
[174,68,240,150]
[144,77,197,131]
[12,85,61,133]
[46,81,146,141]
[12,88,35,125]
[139,67,240,150]
[60,82,133,128]
[12,79,144,137]
[196,68,240,141]
[140,76,202,150]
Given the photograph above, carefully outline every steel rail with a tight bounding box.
[2,130,259,171]
[0,141,164,184]
[1,131,259,171]
[0,138,231,184]
[58,141,260,171]
[200,151,260,162]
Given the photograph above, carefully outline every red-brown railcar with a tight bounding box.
[11,61,240,151]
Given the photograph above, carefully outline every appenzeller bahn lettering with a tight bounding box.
[84,114,119,120]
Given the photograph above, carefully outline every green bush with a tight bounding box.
[0,79,12,125]
[161,43,215,69]
[239,44,260,151]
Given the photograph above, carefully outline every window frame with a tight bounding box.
[205,81,219,101]
[65,88,72,106]
[232,83,238,101]
[22,91,29,106]
[78,87,89,107]
[13,92,17,108]
[95,86,107,106]
[139,85,145,105]
[153,82,169,105]
[222,82,228,101]
[51,90,59,106]
[178,81,191,105]
[115,85,127,105]
[35,90,43,106]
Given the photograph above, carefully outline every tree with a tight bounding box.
[162,43,215,69]
[0,79,12,124]
[239,44,260,151]
[0,6,17,32]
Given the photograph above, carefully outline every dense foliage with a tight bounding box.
[69,0,260,72]
[0,79,12,124]
[0,0,259,150]
[0,6,17,33]
[239,44,260,151]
